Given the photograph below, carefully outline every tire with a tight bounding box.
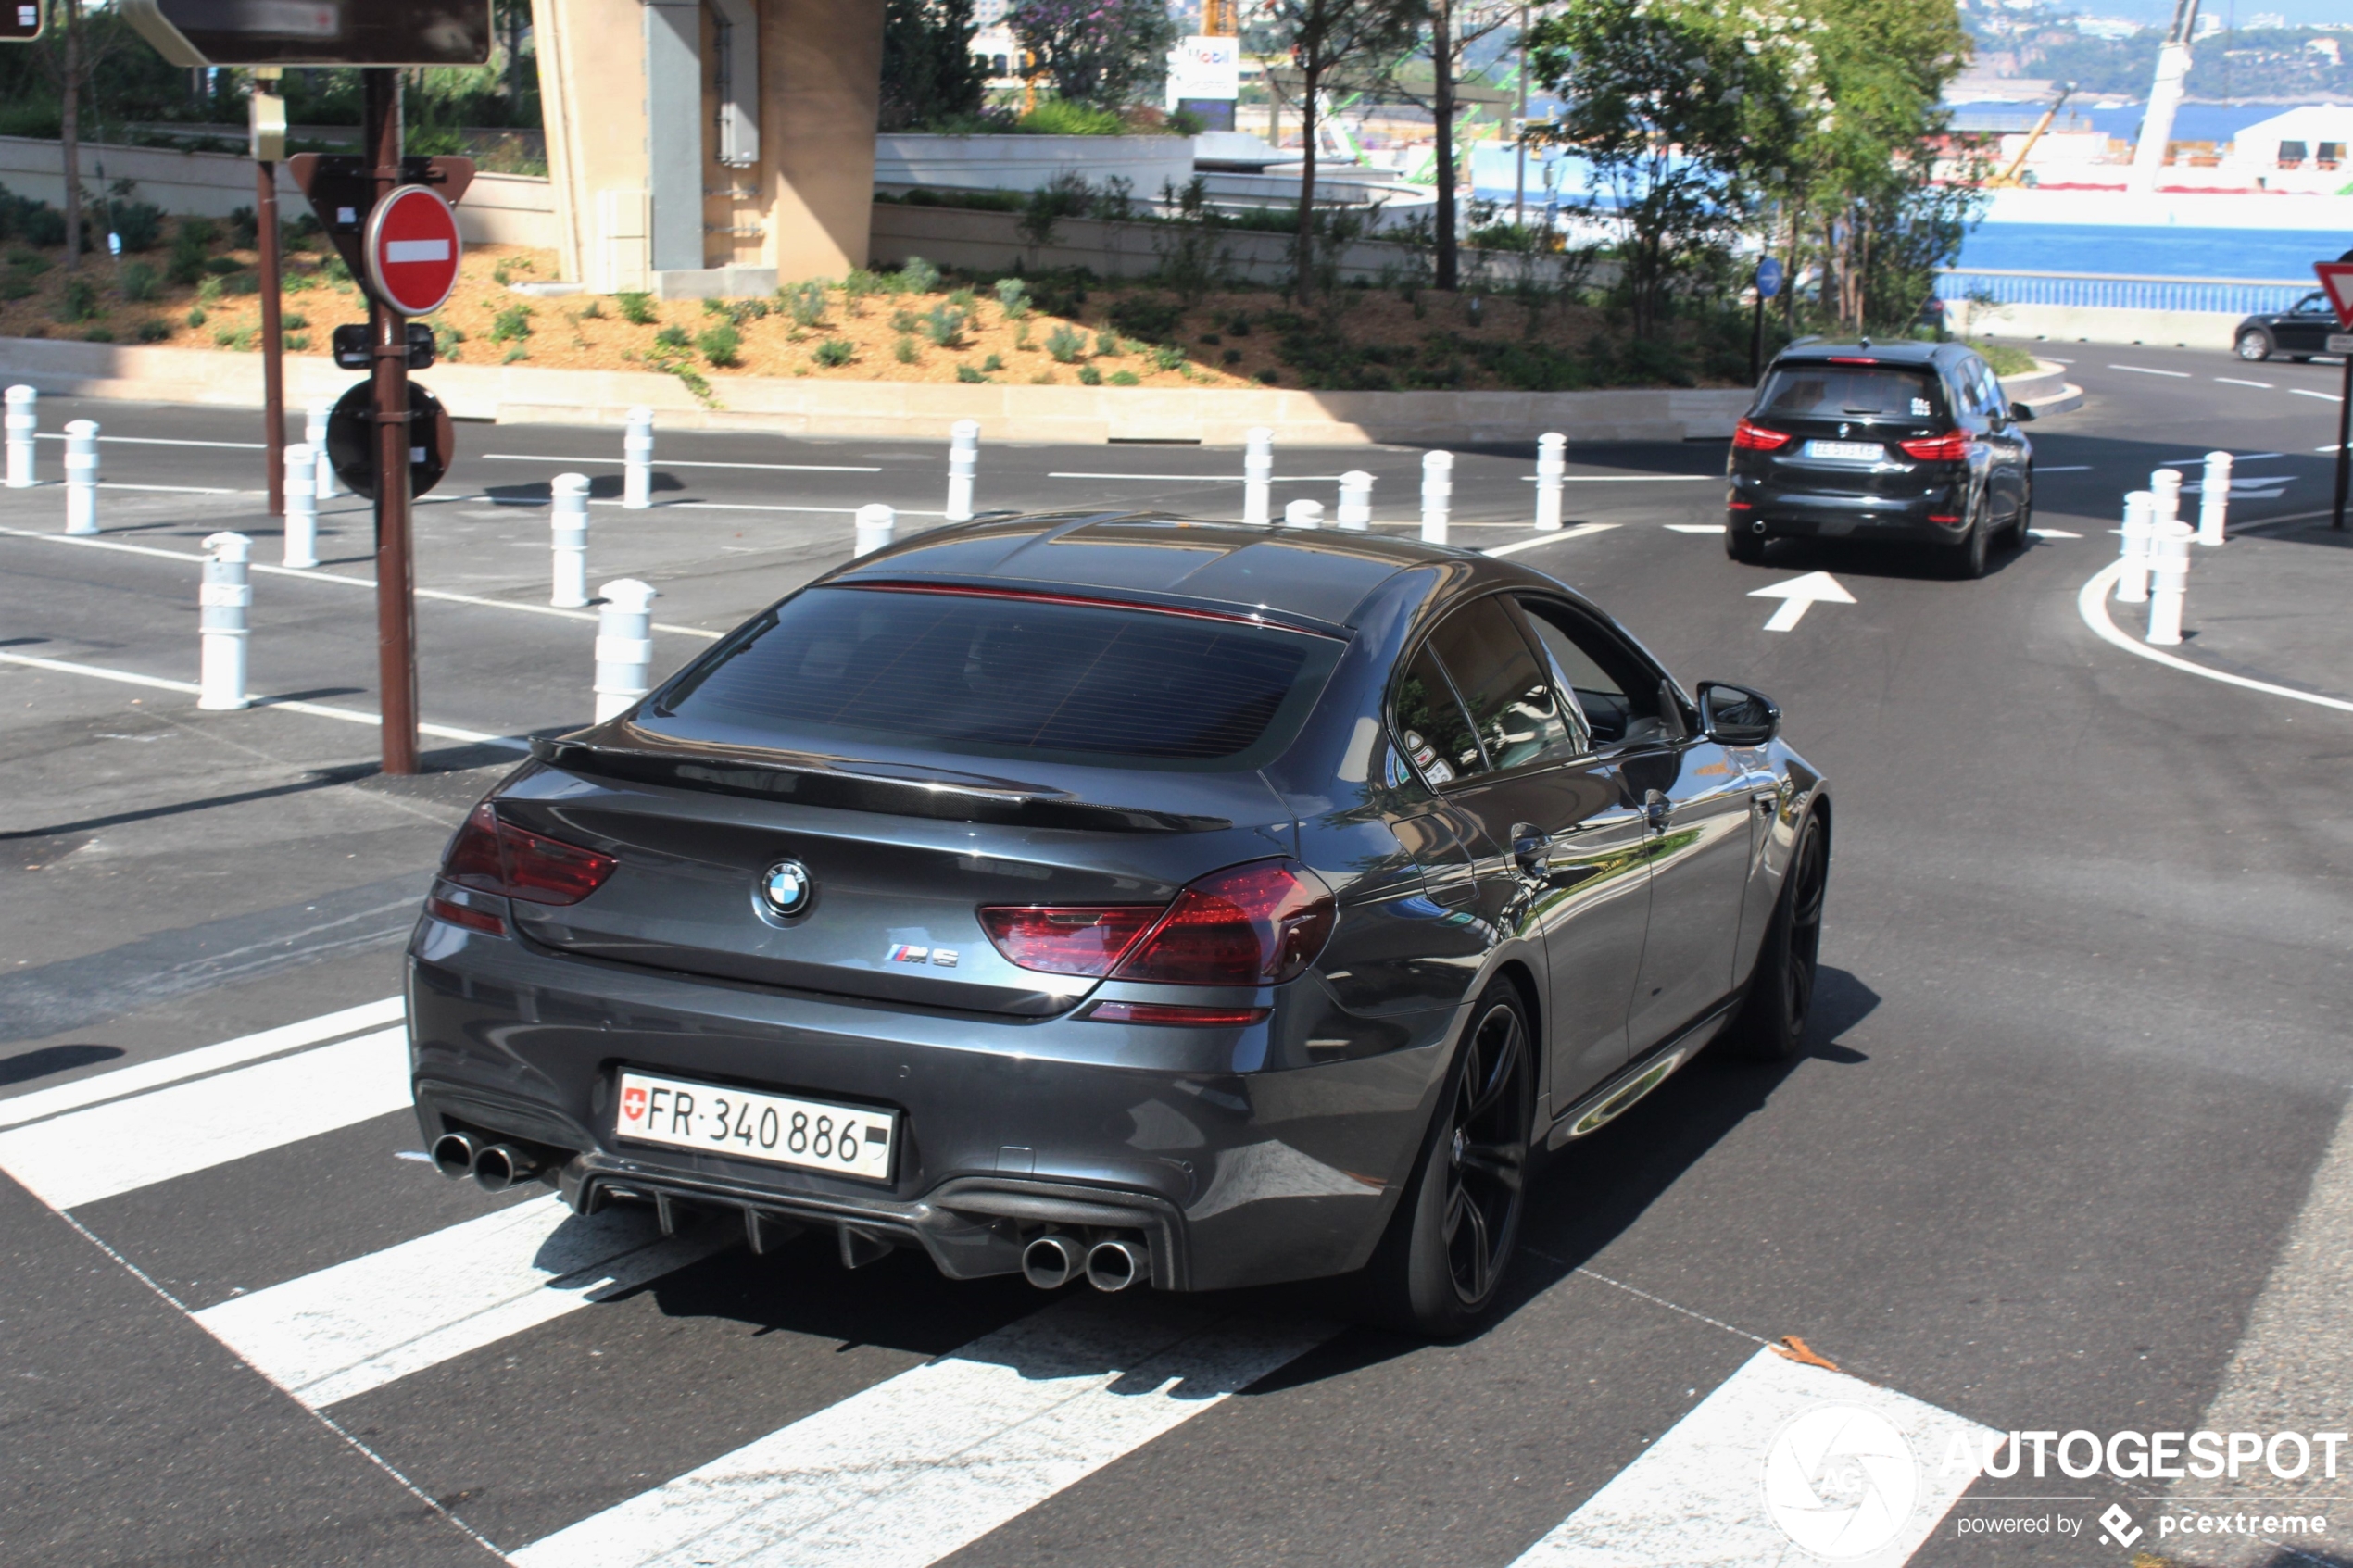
[1368,979,1532,1337]
[2235,329,2272,362]
[1726,811,1828,1062]
[2004,472,2033,547]
[1944,496,1991,579]
[1726,524,1766,564]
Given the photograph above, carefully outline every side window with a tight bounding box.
[1393,644,1483,787]
[1424,598,1575,772]
[1516,596,1668,747]
[1972,361,2005,419]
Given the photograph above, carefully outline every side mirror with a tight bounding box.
[2009,400,2036,423]
[1698,681,1780,746]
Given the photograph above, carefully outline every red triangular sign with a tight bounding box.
[2317,262,2353,331]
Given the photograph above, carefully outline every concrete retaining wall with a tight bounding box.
[1947,297,2243,351]
[0,334,1750,445]
[875,134,1196,197]
[0,138,557,248]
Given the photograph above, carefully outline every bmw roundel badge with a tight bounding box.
[760,858,813,918]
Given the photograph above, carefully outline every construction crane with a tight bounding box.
[2127,0,2199,194]
[1987,81,2076,188]
[1203,0,1239,37]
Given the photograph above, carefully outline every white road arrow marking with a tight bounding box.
[1748,571,1855,632]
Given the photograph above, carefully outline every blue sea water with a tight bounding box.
[1956,223,2350,280]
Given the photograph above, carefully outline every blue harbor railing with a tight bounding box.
[1935,268,2312,316]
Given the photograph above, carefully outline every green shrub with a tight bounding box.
[184,306,206,327]
[1044,323,1086,363]
[580,297,604,320]
[786,281,827,328]
[1095,331,1121,358]
[221,270,261,295]
[213,324,258,351]
[1222,348,1241,365]
[993,278,1029,318]
[119,262,158,302]
[656,323,690,350]
[281,310,308,330]
[319,254,351,285]
[617,291,656,324]
[955,362,986,383]
[502,344,529,364]
[7,245,48,276]
[1015,99,1126,136]
[1255,368,1279,383]
[491,304,533,343]
[134,319,172,343]
[889,307,921,333]
[894,335,918,363]
[948,286,976,309]
[921,304,966,348]
[1077,365,1102,385]
[108,200,165,253]
[283,332,309,352]
[812,338,855,367]
[82,325,114,343]
[228,206,258,249]
[1108,369,1140,385]
[980,352,1004,372]
[1151,343,1186,372]
[202,255,246,276]
[697,321,742,366]
[282,270,318,294]
[178,216,220,247]
[699,295,727,316]
[0,188,66,246]
[0,273,31,301]
[57,276,99,322]
[166,237,207,286]
[897,256,940,294]
[195,275,224,306]
[1106,294,1183,342]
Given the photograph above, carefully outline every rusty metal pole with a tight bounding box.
[364,69,418,775]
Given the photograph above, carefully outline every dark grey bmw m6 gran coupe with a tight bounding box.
[409,512,1829,1336]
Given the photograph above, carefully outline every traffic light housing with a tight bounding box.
[121,0,490,68]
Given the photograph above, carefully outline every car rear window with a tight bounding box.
[655,585,1342,771]
[1756,363,1940,420]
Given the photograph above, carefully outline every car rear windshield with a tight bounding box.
[655,585,1343,771]
[1756,363,1940,421]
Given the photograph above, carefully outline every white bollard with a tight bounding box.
[282,444,319,569]
[855,502,896,557]
[594,579,659,722]
[306,401,337,498]
[1337,470,1373,532]
[1420,450,1453,545]
[197,532,252,710]
[2197,451,2232,546]
[551,472,590,607]
[623,406,653,510]
[1243,426,1273,526]
[2151,467,2183,533]
[5,384,34,488]
[2146,521,2192,646]
[1535,432,1566,532]
[1283,498,1324,529]
[63,419,98,534]
[2116,490,2155,604]
[945,420,978,522]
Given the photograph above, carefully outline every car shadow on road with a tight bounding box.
[483,471,688,506]
[1737,533,2037,582]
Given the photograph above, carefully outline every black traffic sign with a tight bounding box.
[288,154,474,283]
[0,0,43,43]
[333,323,438,371]
[121,0,489,67]
[326,381,455,501]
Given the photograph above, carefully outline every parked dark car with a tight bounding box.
[406,517,1830,1336]
[1725,339,2036,579]
[2234,291,2342,362]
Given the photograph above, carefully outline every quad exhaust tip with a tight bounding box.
[1021,1233,1086,1290]
[1084,1238,1149,1293]
[430,1131,480,1181]
[470,1142,538,1193]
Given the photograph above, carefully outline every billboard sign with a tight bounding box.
[121,0,490,67]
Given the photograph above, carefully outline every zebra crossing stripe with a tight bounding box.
[510,1294,1335,1568]
[1506,1346,1995,1568]
[193,1193,728,1409]
[0,996,404,1131]
[0,1026,411,1210]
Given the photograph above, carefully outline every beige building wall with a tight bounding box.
[757,0,887,280]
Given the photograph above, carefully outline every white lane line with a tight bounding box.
[1519,474,1719,483]
[2292,388,2344,403]
[1047,470,1347,483]
[0,650,533,749]
[484,454,883,472]
[2035,464,2093,472]
[591,498,950,519]
[0,526,724,640]
[2108,364,2193,378]
[1506,1346,1994,1568]
[99,483,245,495]
[2216,378,2274,389]
[1485,523,1620,558]
[0,1027,410,1210]
[2028,528,2082,538]
[0,997,402,1131]
[511,1296,1333,1568]
[1663,523,1724,533]
[35,433,268,449]
[2076,561,2353,715]
[194,1194,724,1409]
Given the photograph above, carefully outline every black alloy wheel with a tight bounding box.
[2235,328,2273,362]
[1945,495,1992,579]
[1729,812,1828,1062]
[1371,979,1532,1336]
[1726,522,1767,564]
[2007,471,2034,546]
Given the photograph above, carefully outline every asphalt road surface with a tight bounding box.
[2,339,2349,1568]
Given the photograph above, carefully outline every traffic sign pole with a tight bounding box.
[365,69,419,777]
[254,73,285,520]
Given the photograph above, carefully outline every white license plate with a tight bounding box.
[1803,439,1884,461]
[615,1070,897,1183]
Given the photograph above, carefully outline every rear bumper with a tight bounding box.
[1729,464,1969,542]
[406,913,1456,1294]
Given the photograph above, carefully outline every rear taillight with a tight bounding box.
[437,802,617,908]
[1732,420,1791,451]
[1085,1001,1272,1027]
[425,894,506,935]
[1113,859,1335,986]
[976,906,1162,977]
[1898,431,1970,461]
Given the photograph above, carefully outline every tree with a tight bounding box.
[1009,0,1179,110]
[1265,0,1420,301]
[880,0,991,132]
[1526,0,1821,336]
[1401,0,1516,291]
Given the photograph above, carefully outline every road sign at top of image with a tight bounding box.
[120,0,488,67]
[2316,262,2353,332]
[0,0,43,43]
[364,185,461,317]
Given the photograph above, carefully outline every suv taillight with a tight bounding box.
[1898,431,1970,461]
[438,802,617,907]
[1732,419,1792,451]
[981,859,1337,988]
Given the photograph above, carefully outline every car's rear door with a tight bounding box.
[2279,293,2334,355]
[1393,596,1651,1107]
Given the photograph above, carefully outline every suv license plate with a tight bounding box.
[1803,439,1883,461]
[615,1070,896,1183]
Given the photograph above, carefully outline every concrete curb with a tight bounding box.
[2002,359,2085,418]
[0,335,1753,445]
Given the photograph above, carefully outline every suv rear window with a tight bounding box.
[1756,363,1939,421]
[656,586,1341,771]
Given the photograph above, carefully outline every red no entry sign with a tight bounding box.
[363,184,461,317]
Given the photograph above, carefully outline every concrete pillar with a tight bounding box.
[643,0,705,275]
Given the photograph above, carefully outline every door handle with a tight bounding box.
[1642,789,1669,832]
[1510,822,1551,878]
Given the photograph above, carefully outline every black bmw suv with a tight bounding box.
[1725,339,2035,579]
